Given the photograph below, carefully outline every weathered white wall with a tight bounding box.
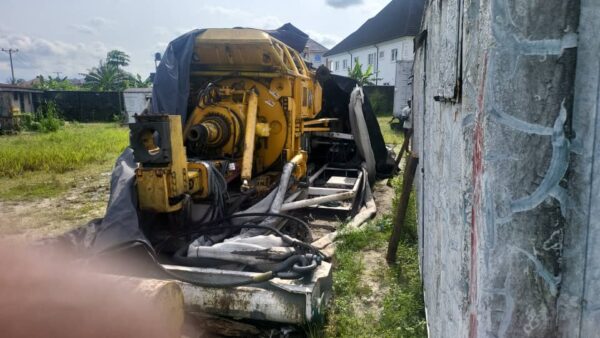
[413,0,585,336]
[393,60,414,117]
[326,37,413,85]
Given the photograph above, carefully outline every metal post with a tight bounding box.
[2,48,19,84]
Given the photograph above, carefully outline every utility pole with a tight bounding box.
[1,48,19,84]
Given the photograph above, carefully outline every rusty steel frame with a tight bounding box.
[163,262,332,324]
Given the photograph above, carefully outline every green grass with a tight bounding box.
[377,116,404,145]
[325,177,426,338]
[0,123,128,178]
[0,123,128,200]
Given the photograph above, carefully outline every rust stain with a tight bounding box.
[469,51,488,338]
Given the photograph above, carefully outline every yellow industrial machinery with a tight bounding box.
[130,28,332,213]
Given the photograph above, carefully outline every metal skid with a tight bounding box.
[155,165,361,325]
[165,262,332,324]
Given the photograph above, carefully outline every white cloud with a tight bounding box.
[69,24,96,35]
[68,17,115,36]
[325,0,363,8]
[251,15,284,30]
[0,31,109,79]
[204,6,247,18]
[305,30,341,48]
[203,5,283,30]
[89,17,112,27]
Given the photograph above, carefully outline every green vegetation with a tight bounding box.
[32,50,150,92]
[348,60,377,86]
[0,123,128,177]
[20,101,65,133]
[0,123,128,200]
[323,121,425,337]
[377,116,404,145]
[83,50,151,91]
[325,176,426,338]
[368,88,393,116]
[32,75,80,91]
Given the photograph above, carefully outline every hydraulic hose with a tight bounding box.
[94,240,298,288]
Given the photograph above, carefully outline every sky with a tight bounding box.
[0,0,390,82]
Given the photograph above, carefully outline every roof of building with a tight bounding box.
[323,0,424,57]
[305,38,328,53]
[0,84,43,93]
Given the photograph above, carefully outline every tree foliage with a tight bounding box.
[33,75,79,91]
[106,50,130,68]
[82,50,152,91]
[129,74,152,88]
[348,60,376,86]
[82,61,130,91]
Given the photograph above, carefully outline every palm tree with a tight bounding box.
[106,50,130,68]
[82,61,129,91]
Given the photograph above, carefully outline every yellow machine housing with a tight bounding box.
[132,28,332,213]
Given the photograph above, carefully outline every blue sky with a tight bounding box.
[0,0,389,82]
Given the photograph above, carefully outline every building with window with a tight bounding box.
[324,0,424,86]
[302,38,328,69]
[0,84,42,132]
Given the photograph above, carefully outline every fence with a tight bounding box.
[41,91,123,122]
[363,85,394,116]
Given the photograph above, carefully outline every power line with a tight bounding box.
[1,48,19,84]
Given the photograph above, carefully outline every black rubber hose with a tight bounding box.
[158,213,316,253]
[190,212,312,235]
[96,240,275,288]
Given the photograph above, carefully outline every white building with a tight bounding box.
[302,38,328,69]
[324,0,424,86]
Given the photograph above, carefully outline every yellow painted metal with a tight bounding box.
[136,115,189,212]
[241,90,258,189]
[186,79,288,174]
[133,28,330,210]
[255,123,270,137]
[184,105,242,157]
[186,162,208,198]
[290,151,308,180]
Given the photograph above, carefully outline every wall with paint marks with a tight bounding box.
[411,0,594,336]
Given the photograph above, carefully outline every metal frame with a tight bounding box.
[281,164,363,212]
[164,262,332,324]
[143,165,361,325]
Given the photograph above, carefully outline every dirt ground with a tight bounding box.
[360,180,396,313]
[0,169,111,239]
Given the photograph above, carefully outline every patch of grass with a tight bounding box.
[325,175,426,338]
[0,123,128,178]
[377,116,404,145]
[0,123,127,201]
[0,162,113,201]
[0,176,67,200]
